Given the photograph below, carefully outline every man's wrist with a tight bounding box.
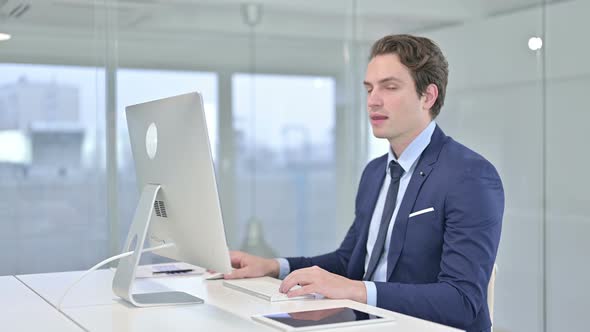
[352,280,368,304]
[266,258,280,278]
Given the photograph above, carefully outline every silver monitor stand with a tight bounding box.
[112,184,203,307]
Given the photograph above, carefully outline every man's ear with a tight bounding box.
[421,84,439,111]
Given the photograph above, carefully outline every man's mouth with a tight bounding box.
[370,114,389,125]
[370,114,388,120]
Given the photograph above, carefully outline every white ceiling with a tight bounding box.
[0,0,566,75]
[0,0,562,42]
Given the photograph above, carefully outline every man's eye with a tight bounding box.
[387,86,398,90]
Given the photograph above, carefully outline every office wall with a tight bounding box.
[419,2,588,331]
[1,1,588,331]
[429,8,546,332]
[545,1,590,330]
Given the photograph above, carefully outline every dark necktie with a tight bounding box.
[363,160,404,281]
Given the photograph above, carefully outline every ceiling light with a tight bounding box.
[528,37,543,51]
[0,33,11,41]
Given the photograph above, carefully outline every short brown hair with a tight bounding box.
[370,34,448,118]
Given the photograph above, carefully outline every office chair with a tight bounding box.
[487,263,498,324]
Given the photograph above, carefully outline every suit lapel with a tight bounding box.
[386,126,447,280]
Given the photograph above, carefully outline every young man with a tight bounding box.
[225,34,504,332]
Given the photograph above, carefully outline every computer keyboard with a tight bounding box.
[223,277,316,302]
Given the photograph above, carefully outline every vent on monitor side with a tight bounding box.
[153,200,168,218]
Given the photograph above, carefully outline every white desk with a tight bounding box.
[0,275,82,331]
[17,269,462,332]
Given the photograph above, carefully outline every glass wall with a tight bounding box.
[429,8,545,332]
[232,73,336,257]
[0,1,107,275]
[545,1,590,331]
[1,1,588,331]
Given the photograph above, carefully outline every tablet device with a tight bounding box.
[252,306,394,331]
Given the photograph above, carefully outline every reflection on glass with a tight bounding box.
[0,63,105,275]
[264,307,381,328]
[232,73,336,256]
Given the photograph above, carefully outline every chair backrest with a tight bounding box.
[487,263,498,324]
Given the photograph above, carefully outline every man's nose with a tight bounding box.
[367,91,383,109]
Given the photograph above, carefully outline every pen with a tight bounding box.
[153,269,194,275]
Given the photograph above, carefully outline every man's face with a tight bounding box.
[364,54,432,144]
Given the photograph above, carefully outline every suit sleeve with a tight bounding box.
[374,160,504,329]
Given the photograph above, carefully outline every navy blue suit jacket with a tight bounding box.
[287,126,504,332]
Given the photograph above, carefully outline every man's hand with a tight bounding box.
[223,250,280,279]
[279,266,367,303]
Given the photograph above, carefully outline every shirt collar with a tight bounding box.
[387,121,436,175]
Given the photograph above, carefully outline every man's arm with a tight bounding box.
[374,160,504,329]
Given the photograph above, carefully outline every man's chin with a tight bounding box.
[371,130,390,140]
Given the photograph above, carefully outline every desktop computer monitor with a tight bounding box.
[112,92,232,307]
